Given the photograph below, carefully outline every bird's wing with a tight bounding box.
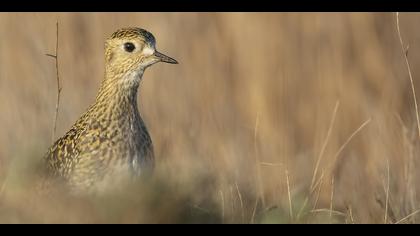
[43,127,83,178]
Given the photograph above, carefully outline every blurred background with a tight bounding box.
[1,12,420,223]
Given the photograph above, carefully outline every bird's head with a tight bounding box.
[104,27,177,81]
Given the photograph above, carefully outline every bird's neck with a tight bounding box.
[93,69,144,118]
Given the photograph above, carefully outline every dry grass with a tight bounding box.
[1,12,420,223]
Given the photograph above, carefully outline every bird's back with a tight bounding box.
[43,104,154,194]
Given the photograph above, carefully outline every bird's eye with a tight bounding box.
[124,42,136,53]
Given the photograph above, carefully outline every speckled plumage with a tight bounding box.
[43,27,177,194]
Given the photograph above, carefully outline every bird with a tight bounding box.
[42,27,178,195]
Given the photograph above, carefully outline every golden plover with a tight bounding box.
[43,27,177,194]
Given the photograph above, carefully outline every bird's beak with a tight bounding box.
[153,51,178,64]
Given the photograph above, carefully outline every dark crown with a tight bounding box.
[110,27,156,47]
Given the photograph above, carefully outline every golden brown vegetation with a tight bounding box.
[1,12,420,223]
